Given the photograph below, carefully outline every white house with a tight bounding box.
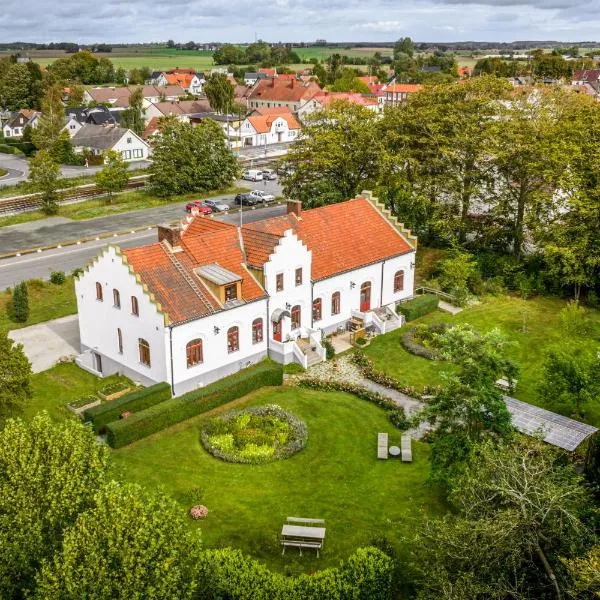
[239,108,301,146]
[71,124,151,161]
[297,91,381,123]
[2,109,40,138]
[75,194,416,395]
[156,70,204,95]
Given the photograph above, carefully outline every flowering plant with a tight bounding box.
[189,505,209,519]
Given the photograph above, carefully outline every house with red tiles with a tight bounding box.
[75,193,416,395]
[239,107,301,146]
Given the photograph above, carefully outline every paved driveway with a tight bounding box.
[8,315,80,373]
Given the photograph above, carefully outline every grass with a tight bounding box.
[0,168,7,178]
[0,277,77,336]
[365,295,600,425]
[292,46,393,61]
[24,362,131,423]
[110,386,445,573]
[0,185,248,228]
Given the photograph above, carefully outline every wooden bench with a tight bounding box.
[377,432,388,460]
[287,517,325,525]
[401,435,412,462]
[281,518,326,557]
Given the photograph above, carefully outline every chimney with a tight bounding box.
[157,224,182,250]
[287,200,302,218]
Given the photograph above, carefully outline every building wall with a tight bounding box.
[112,131,151,161]
[169,299,268,395]
[263,230,312,341]
[75,246,168,385]
[239,117,299,146]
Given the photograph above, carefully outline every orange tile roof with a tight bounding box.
[164,72,196,89]
[385,83,424,93]
[358,75,379,85]
[259,68,277,77]
[313,91,379,107]
[252,106,293,116]
[246,112,300,133]
[249,79,321,103]
[242,197,413,279]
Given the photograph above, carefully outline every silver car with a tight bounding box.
[204,199,230,212]
[250,190,275,203]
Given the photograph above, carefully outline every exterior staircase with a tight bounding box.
[296,338,324,368]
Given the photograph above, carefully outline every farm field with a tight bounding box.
[291,46,393,60]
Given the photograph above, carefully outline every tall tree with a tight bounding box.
[0,63,33,110]
[10,280,29,323]
[29,149,61,215]
[0,413,108,599]
[329,68,371,93]
[394,37,415,59]
[95,150,129,202]
[119,87,145,135]
[31,83,67,154]
[149,118,239,198]
[35,481,199,600]
[281,100,384,207]
[0,332,31,421]
[204,73,235,114]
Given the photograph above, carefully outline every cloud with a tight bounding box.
[1,0,600,42]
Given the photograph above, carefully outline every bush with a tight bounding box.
[323,338,335,360]
[283,362,305,374]
[401,323,448,360]
[49,271,66,285]
[84,382,171,433]
[71,267,84,278]
[10,281,29,323]
[396,294,438,321]
[201,404,308,464]
[105,361,283,448]
[0,143,23,155]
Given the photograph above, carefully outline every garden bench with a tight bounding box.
[401,435,412,462]
[281,519,326,557]
[287,517,325,525]
[377,432,388,459]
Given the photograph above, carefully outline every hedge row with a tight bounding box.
[0,144,23,155]
[396,294,439,321]
[105,361,283,448]
[83,382,171,433]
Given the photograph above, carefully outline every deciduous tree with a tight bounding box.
[204,73,234,114]
[119,87,145,135]
[0,332,31,421]
[29,149,61,214]
[95,150,129,202]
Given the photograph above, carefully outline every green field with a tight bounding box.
[291,46,393,61]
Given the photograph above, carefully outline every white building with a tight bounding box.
[71,124,151,161]
[239,108,301,146]
[75,194,417,395]
[2,109,40,138]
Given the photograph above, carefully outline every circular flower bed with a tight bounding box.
[189,505,209,519]
[201,404,308,464]
[401,323,449,360]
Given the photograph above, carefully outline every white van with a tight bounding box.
[243,169,263,182]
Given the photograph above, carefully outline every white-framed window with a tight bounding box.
[127,137,132,143]
[122,150,132,160]
[133,148,143,158]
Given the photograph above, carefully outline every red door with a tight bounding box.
[273,320,282,342]
[360,282,371,312]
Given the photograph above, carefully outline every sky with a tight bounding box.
[1,0,598,43]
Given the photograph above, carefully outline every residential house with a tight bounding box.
[297,91,380,122]
[2,109,40,138]
[239,107,301,146]
[383,83,423,105]
[71,124,151,161]
[143,99,212,123]
[83,85,185,107]
[259,67,277,78]
[75,193,416,394]
[63,106,122,137]
[156,69,204,95]
[572,69,600,97]
[247,79,321,112]
[189,112,244,149]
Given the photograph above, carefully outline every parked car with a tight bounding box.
[185,201,212,214]
[261,169,277,180]
[242,169,264,182]
[249,190,275,203]
[234,193,259,206]
[203,199,230,212]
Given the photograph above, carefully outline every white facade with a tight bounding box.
[63,116,84,138]
[239,116,300,147]
[72,129,151,162]
[76,203,416,396]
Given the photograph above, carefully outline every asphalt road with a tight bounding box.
[0,202,287,288]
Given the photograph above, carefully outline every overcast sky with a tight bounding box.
[1,0,597,43]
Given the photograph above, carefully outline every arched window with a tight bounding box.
[138,338,150,366]
[360,282,371,312]
[331,292,341,315]
[227,326,239,353]
[394,270,405,293]
[252,318,263,344]
[95,282,103,301]
[113,288,121,308]
[131,295,139,316]
[186,338,203,367]
[312,298,322,322]
[117,328,123,354]
[291,305,301,330]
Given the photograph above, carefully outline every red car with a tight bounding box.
[185,201,212,215]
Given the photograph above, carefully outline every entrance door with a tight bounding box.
[273,320,282,342]
[360,282,371,312]
[93,352,103,374]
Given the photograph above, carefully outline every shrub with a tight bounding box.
[559,300,589,336]
[84,382,171,433]
[0,144,24,155]
[105,361,283,448]
[283,362,305,374]
[71,267,84,278]
[401,323,448,360]
[201,404,308,464]
[396,294,438,321]
[355,336,368,346]
[323,338,335,360]
[10,281,29,323]
[49,270,66,285]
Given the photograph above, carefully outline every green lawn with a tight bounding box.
[0,186,248,228]
[110,386,445,573]
[365,295,600,425]
[1,278,77,336]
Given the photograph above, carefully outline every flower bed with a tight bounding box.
[201,404,308,464]
[401,323,449,360]
[67,395,99,410]
[98,382,131,401]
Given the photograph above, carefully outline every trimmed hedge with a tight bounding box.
[396,294,439,321]
[106,361,283,448]
[0,144,23,155]
[84,382,171,433]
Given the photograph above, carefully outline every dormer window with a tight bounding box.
[224,284,237,302]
